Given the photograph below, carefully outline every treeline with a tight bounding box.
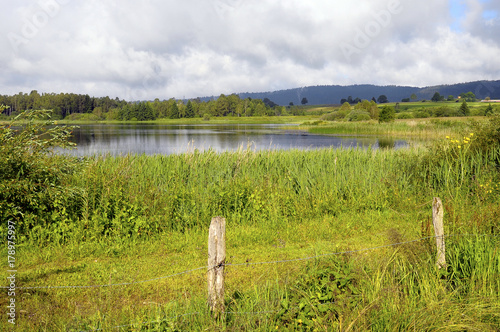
[0,91,126,118]
[340,95,388,104]
[0,91,297,121]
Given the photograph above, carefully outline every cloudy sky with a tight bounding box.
[1,0,499,100]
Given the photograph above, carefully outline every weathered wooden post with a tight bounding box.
[432,197,446,269]
[208,216,226,317]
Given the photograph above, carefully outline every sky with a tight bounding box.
[0,0,499,101]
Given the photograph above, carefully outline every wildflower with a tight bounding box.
[446,136,450,139]
[470,133,474,136]
[458,145,461,149]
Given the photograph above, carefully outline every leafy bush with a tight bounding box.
[379,106,395,123]
[345,110,371,122]
[468,115,500,153]
[320,110,349,121]
[0,110,84,237]
[276,256,360,329]
[414,110,430,118]
[396,112,414,119]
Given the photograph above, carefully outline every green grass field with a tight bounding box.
[1,113,500,330]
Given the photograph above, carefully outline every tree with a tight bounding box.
[339,102,352,112]
[168,100,179,119]
[460,92,476,102]
[216,94,229,116]
[185,100,195,118]
[377,95,388,103]
[447,95,455,101]
[356,99,379,119]
[379,106,395,123]
[410,93,418,101]
[459,100,470,116]
[301,97,308,105]
[431,92,443,102]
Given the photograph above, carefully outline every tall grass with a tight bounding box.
[298,117,476,139]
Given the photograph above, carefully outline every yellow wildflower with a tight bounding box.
[470,133,474,136]
[446,136,450,139]
[458,145,461,149]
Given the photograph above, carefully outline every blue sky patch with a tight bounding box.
[482,10,498,20]
[449,0,467,32]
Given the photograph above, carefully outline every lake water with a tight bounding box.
[63,123,410,156]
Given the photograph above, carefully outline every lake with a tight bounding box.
[63,123,410,156]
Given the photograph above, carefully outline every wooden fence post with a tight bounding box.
[208,216,226,316]
[432,197,446,269]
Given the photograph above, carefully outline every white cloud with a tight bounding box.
[0,0,498,100]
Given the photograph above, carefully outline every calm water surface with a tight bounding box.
[64,123,410,156]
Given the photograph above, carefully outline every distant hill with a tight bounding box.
[200,80,500,106]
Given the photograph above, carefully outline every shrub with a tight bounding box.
[468,115,500,153]
[379,106,395,123]
[0,110,83,237]
[396,112,414,119]
[345,110,371,122]
[414,110,430,118]
[320,110,349,121]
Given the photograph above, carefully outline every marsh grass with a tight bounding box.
[1,132,500,330]
[297,117,477,139]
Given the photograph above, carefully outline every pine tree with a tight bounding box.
[459,100,470,116]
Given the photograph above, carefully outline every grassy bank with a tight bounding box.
[1,112,500,330]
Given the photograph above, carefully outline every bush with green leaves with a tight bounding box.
[0,110,84,237]
[379,106,395,123]
[276,256,360,329]
[345,110,371,122]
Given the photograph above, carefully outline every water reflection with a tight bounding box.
[63,123,410,156]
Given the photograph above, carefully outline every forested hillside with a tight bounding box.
[234,80,500,105]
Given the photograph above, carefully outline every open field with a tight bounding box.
[1,113,500,330]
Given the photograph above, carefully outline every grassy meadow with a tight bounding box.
[1,111,500,331]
